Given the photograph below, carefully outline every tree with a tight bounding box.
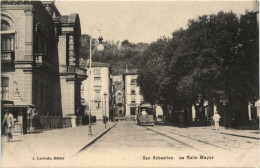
[137,10,259,126]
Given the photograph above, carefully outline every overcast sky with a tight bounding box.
[55,1,254,44]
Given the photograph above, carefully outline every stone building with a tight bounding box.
[111,75,124,117]
[58,13,87,126]
[123,72,144,119]
[1,1,86,132]
[81,61,111,120]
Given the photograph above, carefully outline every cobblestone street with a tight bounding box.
[74,121,259,168]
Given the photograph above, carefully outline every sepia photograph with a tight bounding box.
[1,0,259,167]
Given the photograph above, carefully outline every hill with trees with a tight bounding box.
[79,37,149,75]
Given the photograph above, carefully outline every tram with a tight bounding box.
[137,104,155,126]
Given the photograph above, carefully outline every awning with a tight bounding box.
[1,100,14,105]
[2,104,37,108]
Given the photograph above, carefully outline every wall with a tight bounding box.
[82,66,110,120]
[125,74,143,116]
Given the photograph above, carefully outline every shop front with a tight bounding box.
[1,101,37,134]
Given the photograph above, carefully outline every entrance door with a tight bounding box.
[130,107,136,115]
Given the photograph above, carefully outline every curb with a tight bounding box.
[74,122,118,155]
[219,132,259,140]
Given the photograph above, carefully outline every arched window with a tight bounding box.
[1,19,15,52]
[1,20,11,31]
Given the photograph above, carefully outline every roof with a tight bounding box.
[59,13,78,25]
[123,69,138,76]
[79,60,110,68]
[91,62,110,67]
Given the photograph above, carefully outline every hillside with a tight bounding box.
[79,36,149,75]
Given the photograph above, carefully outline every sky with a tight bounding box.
[55,0,254,44]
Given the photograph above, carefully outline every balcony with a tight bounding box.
[94,86,101,91]
[1,51,14,63]
[131,100,136,104]
[94,97,101,102]
[93,72,101,77]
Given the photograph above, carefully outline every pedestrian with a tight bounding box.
[213,112,221,131]
[2,109,15,142]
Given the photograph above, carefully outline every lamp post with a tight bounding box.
[113,105,116,123]
[220,94,229,128]
[88,24,104,136]
[104,92,107,128]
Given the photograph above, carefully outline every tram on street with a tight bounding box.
[137,104,155,126]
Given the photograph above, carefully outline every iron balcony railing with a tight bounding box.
[1,50,14,62]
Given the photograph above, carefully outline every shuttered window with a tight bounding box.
[1,77,9,100]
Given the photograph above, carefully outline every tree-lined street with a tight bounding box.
[74,121,259,167]
[1,1,259,168]
[2,121,259,167]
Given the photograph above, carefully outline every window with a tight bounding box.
[1,77,9,100]
[94,77,101,80]
[130,107,136,115]
[1,20,14,51]
[131,90,135,95]
[96,102,100,108]
[95,91,101,102]
[131,95,136,103]
[130,79,136,85]
[1,19,15,62]
[1,20,11,31]
[93,67,101,76]
[1,35,14,51]
[94,67,100,73]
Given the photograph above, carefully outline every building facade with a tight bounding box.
[111,75,124,117]
[1,1,86,132]
[81,61,111,120]
[58,13,87,126]
[123,72,144,118]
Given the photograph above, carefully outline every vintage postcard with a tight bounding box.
[1,0,259,167]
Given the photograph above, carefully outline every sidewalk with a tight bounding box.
[165,125,259,139]
[1,121,117,168]
[217,127,259,139]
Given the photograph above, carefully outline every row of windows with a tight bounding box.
[1,19,54,62]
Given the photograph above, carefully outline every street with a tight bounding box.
[1,121,259,168]
[73,121,259,168]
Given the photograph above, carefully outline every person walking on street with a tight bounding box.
[2,109,15,142]
[213,112,221,131]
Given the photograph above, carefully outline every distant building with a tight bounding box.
[123,72,144,118]
[81,61,111,120]
[111,75,124,116]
